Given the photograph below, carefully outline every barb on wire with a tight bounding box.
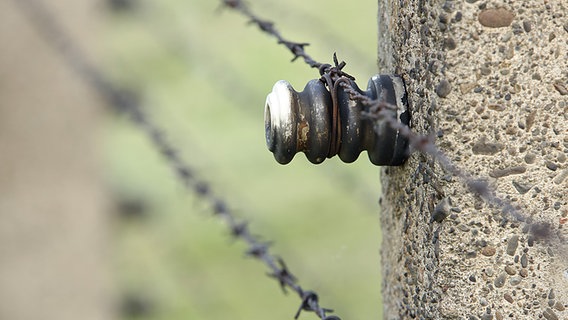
[220,0,325,69]
[13,0,341,319]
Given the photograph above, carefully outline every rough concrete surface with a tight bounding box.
[0,1,112,319]
[379,0,567,319]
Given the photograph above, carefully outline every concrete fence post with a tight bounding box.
[378,1,568,318]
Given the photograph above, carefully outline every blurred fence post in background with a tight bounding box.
[0,1,112,319]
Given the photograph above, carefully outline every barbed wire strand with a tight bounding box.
[12,0,340,319]
[220,0,551,237]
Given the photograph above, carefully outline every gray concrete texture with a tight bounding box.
[379,0,567,319]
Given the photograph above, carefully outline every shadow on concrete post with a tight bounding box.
[0,1,113,319]
[378,0,568,319]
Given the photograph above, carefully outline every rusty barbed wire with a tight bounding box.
[220,0,553,238]
[13,0,341,319]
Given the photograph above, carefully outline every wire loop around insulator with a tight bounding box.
[319,72,340,158]
[330,77,352,157]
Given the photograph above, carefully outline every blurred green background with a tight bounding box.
[103,0,383,319]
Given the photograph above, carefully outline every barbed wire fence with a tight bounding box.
[219,0,551,232]
[12,0,556,319]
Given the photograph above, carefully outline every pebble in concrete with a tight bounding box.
[478,8,515,28]
[436,79,452,98]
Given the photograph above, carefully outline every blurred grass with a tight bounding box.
[102,0,383,319]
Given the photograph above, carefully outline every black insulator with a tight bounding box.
[264,74,411,166]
